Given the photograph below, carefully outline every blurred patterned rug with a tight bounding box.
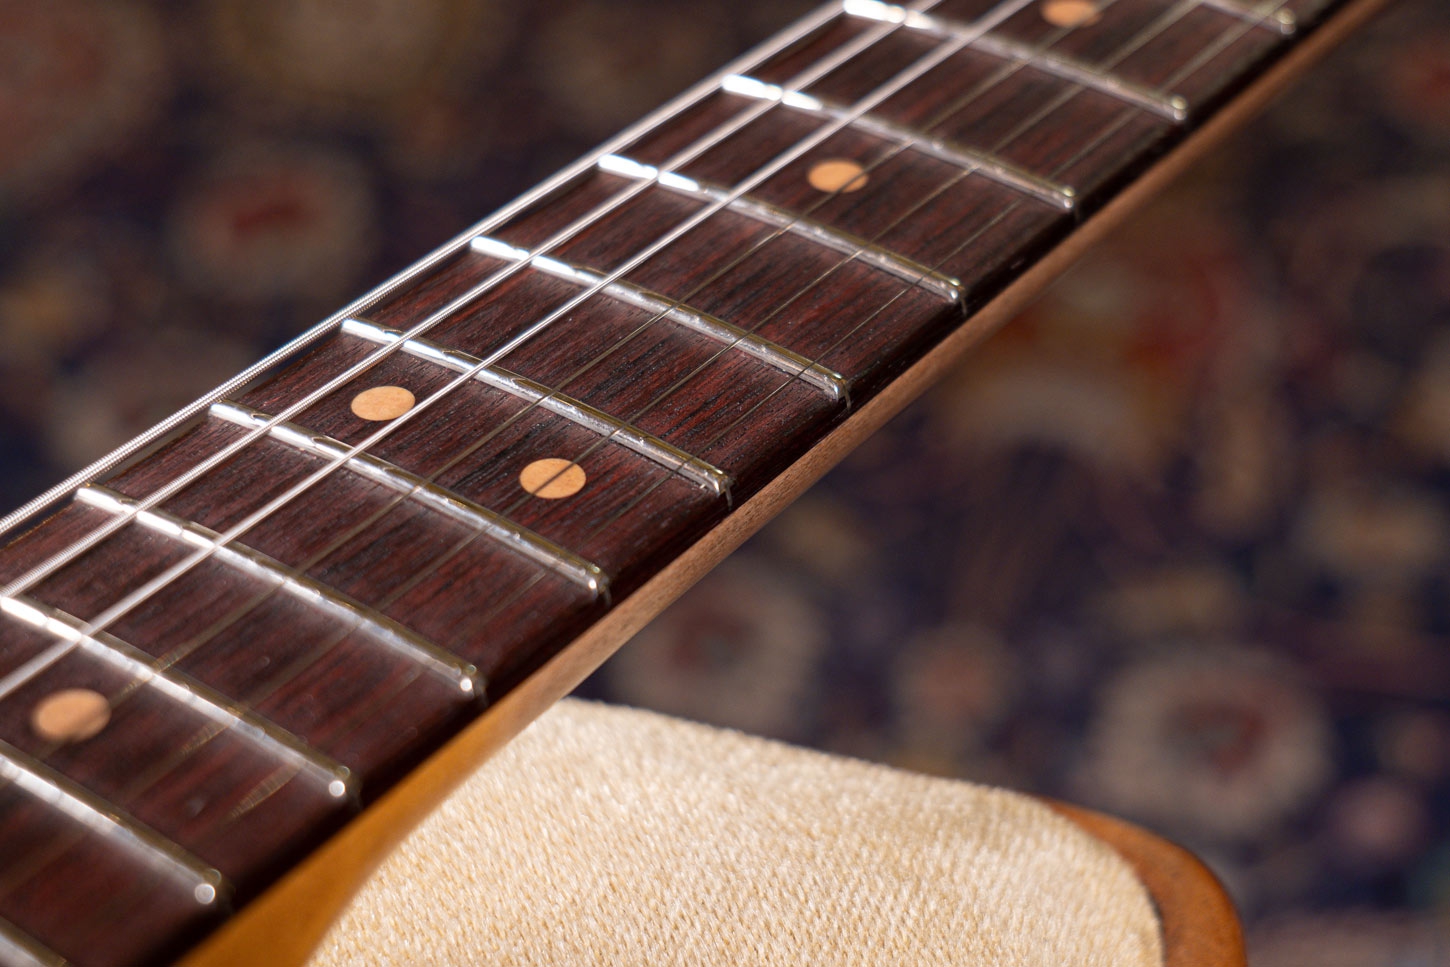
[1,0,1447,963]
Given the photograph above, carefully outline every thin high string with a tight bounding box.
[0,0,1286,884]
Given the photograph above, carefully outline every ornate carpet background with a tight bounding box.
[0,0,1447,962]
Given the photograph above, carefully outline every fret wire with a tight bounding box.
[0,716,236,905]
[0,483,477,715]
[209,402,608,594]
[77,484,476,691]
[0,1,924,610]
[0,577,433,909]
[1199,0,1297,34]
[207,402,608,595]
[0,0,1293,898]
[0,0,1029,717]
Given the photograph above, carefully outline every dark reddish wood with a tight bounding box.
[622,92,1074,291]
[0,1,1360,963]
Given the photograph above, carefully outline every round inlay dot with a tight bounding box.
[32,689,111,744]
[519,458,587,499]
[1041,0,1101,27]
[351,385,415,421]
[807,159,869,194]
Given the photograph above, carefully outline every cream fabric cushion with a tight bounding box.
[310,699,1163,966]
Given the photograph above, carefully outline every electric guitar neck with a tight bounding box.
[0,0,1393,963]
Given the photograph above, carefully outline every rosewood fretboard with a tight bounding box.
[0,0,1356,963]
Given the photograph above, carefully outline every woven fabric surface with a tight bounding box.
[308,699,1163,967]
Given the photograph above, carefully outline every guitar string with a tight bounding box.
[0,0,935,610]
[0,0,1288,896]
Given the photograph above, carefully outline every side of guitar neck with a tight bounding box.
[0,0,1392,964]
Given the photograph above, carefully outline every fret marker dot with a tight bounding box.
[351,385,415,421]
[1042,0,1101,27]
[808,159,868,194]
[520,458,587,499]
[32,689,111,744]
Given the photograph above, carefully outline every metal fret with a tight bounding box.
[0,579,352,801]
[467,236,850,402]
[843,0,1190,120]
[596,154,965,303]
[70,483,480,695]
[1198,0,1297,34]
[340,319,733,499]
[719,74,1079,207]
[0,917,65,967]
[209,401,609,598]
[0,738,228,907]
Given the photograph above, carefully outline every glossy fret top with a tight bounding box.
[0,0,1343,962]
